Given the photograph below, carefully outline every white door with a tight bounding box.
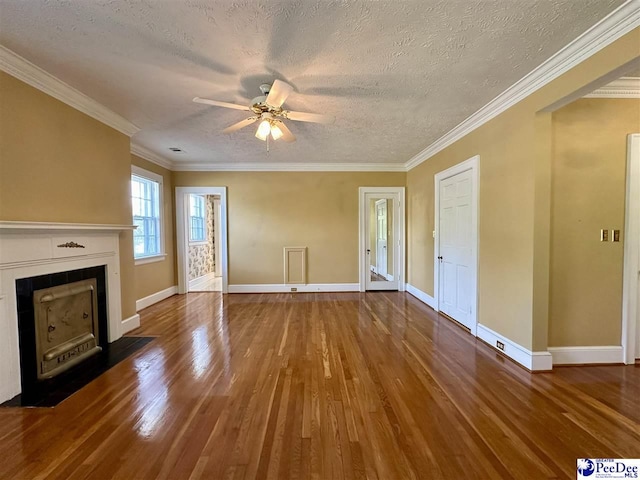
[438,169,474,329]
[376,199,388,278]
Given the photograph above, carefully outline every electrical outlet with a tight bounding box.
[290,287,297,292]
[601,229,609,242]
[612,229,620,242]
[496,341,505,351]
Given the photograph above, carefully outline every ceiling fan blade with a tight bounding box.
[222,117,258,133]
[193,97,250,111]
[285,110,335,124]
[265,80,293,108]
[275,121,296,143]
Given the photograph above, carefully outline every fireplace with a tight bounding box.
[33,279,101,379]
[16,266,108,393]
[0,222,136,404]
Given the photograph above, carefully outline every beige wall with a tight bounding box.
[131,155,177,300]
[0,72,137,319]
[549,98,640,346]
[173,171,405,285]
[406,28,640,351]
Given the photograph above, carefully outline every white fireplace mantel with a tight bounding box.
[0,221,135,403]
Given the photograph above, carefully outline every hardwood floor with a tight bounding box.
[0,292,638,479]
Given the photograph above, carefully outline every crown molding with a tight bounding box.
[0,45,139,137]
[404,0,640,171]
[172,162,407,172]
[584,76,640,98]
[130,143,175,170]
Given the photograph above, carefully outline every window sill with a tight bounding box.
[135,253,167,266]
[189,240,208,246]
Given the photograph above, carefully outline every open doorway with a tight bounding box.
[185,194,221,292]
[543,62,640,365]
[359,187,405,292]
[176,187,228,294]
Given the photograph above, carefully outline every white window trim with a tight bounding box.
[188,194,208,244]
[135,253,168,266]
[131,165,165,263]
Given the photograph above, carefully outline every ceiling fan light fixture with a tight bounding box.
[270,122,284,140]
[255,119,271,141]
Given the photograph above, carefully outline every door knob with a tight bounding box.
[437,256,443,261]
[366,249,371,254]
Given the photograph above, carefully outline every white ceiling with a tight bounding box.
[0,0,626,167]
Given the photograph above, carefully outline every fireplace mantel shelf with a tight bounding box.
[0,223,129,402]
[0,221,136,232]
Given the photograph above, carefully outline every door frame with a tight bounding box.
[358,187,405,292]
[176,186,229,294]
[434,155,479,336]
[622,134,640,364]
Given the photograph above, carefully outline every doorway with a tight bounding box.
[185,194,221,292]
[359,187,405,292]
[176,187,229,294]
[434,156,479,334]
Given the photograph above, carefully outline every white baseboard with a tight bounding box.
[136,285,178,311]
[477,323,553,371]
[405,283,436,310]
[548,346,624,365]
[189,272,217,290]
[228,283,359,293]
[122,313,140,334]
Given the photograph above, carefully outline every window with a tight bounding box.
[131,166,163,261]
[189,194,207,243]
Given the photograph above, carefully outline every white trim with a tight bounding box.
[358,187,406,293]
[404,1,640,171]
[134,253,167,266]
[622,134,640,364]
[477,324,553,371]
[584,77,640,98]
[131,143,174,170]
[0,45,139,137]
[405,283,436,310]
[173,162,406,172]
[136,285,178,311]
[434,155,479,335]
[0,228,125,403]
[548,346,624,365]
[385,274,394,281]
[214,198,222,277]
[131,165,165,262]
[176,187,229,295]
[228,283,359,293]
[132,164,163,184]
[122,314,141,334]
[189,272,217,291]
[0,221,135,232]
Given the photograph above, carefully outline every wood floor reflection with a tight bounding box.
[0,292,638,479]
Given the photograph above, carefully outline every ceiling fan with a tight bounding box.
[193,80,334,144]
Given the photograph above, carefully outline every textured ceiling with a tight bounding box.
[0,0,626,167]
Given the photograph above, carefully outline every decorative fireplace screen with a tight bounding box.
[33,279,102,379]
